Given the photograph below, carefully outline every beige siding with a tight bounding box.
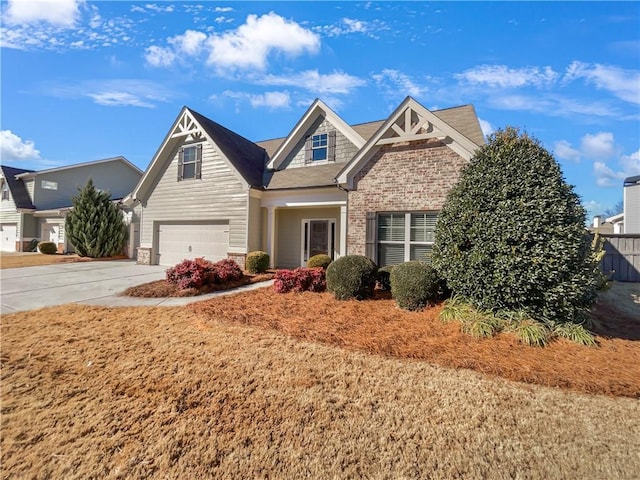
[280,117,360,170]
[276,207,341,269]
[247,194,262,253]
[141,141,249,255]
[1,173,22,243]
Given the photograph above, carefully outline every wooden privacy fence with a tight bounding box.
[600,234,640,282]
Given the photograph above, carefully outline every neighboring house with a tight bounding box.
[130,96,484,268]
[591,175,640,235]
[624,175,640,234]
[0,157,142,253]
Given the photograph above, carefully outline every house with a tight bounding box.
[0,157,143,253]
[623,175,640,234]
[130,96,484,268]
[591,175,640,235]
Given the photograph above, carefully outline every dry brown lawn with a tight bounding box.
[0,252,128,269]
[2,283,640,479]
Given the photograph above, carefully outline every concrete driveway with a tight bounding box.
[0,260,168,314]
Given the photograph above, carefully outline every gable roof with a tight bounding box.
[133,107,268,201]
[15,156,141,179]
[266,99,366,170]
[0,165,36,210]
[335,97,483,189]
[188,108,267,188]
[264,163,345,190]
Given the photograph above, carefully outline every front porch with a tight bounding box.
[260,187,347,269]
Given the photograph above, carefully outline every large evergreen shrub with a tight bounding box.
[432,128,599,324]
[65,179,127,258]
[390,261,441,311]
[326,255,377,300]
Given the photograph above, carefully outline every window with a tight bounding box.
[377,212,437,266]
[305,130,336,164]
[41,180,58,190]
[1,180,8,201]
[311,133,328,161]
[178,144,202,181]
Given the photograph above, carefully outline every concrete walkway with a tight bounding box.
[0,260,273,314]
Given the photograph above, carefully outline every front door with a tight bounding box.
[301,219,335,266]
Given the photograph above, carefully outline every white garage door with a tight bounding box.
[1,224,17,252]
[157,222,229,266]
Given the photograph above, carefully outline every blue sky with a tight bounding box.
[1,1,638,219]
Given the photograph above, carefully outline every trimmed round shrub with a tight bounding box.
[37,241,57,255]
[376,265,394,291]
[307,253,332,269]
[390,261,441,311]
[326,255,377,300]
[432,127,599,324]
[246,251,269,274]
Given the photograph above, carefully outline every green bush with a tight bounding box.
[390,261,441,311]
[307,253,332,269]
[37,241,57,255]
[326,255,377,300]
[376,265,394,291]
[65,178,127,258]
[432,128,599,325]
[245,251,270,274]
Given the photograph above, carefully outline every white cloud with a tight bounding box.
[4,0,83,27]
[594,149,640,187]
[0,130,41,161]
[144,45,176,67]
[478,118,494,138]
[580,132,616,160]
[316,17,385,38]
[144,4,174,13]
[145,13,320,72]
[455,65,559,88]
[169,29,207,56]
[214,7,234,13]
[206,13,320,71]
[259,70,366,95]
[564,61,640,105]
[222,91,291,109]
[489,94,618,118]
[553,140,581,163]
[85,92,155,108]
[372,69,427,98]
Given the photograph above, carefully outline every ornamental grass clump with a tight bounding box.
[245,251,270,274]
[432,127,600,328]
[326,255,377,300]
[390,261,441,311]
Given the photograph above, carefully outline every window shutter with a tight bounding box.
[305,136,313,164]
[196,144,203,179]
[177,147,184,181]
[365,212,377,263]
[328,130,336,162]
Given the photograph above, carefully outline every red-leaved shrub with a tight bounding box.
[166,257,243,290]
[274,267,326,293]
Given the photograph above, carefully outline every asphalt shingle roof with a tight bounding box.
[1,165,35,209]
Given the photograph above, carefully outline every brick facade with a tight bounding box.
[347,138,468,257]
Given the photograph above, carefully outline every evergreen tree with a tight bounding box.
[432,128,599,324]
[65,179,127,258]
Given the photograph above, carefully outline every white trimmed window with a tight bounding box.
[311,133,328,161]
[178,144,203,181]
[377,212,437,266]
[1,180,9,201]
[304,130,336,164]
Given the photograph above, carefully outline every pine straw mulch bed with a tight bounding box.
[122,272,275,297]
[190,288,640,398]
